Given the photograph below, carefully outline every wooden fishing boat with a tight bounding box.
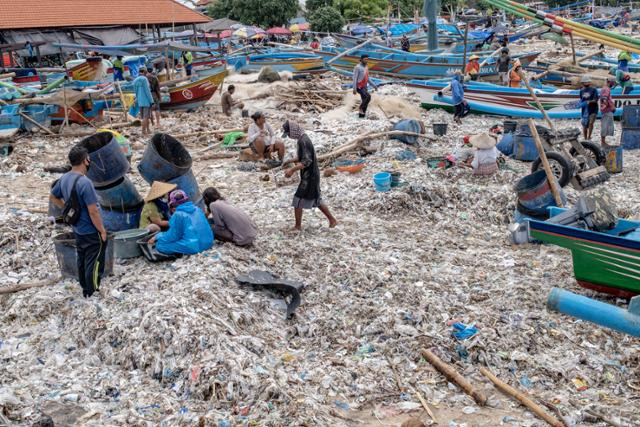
[229,52,325,74]
[528,207,640,298]
[50,99,111,124]
[160,70,226,111]
[0,104,21,138]
[313,47,540,79]
[411,78,640,119]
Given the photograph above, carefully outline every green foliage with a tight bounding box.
[389,0,423,17]
[207,0,298,28]
[306,0,333,15]
[333,0,389,20]
[309,5,346,32]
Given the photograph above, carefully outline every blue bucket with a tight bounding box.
[138,133,193,183]
[95,176,144,210]
[373,172,391,192]
[79,132,130,187]
[101,206,142,232]
[515,170,566,218]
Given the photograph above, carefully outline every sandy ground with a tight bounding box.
[1,45,639,426]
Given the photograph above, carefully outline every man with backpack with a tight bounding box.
[50,145,107,298]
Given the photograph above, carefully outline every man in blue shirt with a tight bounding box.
[134,67,154,135]
[50,145,107,298]
[579,75,599,140]
[450,72,466,124]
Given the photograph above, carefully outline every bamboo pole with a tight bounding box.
[479,367,564,427]
[528,118,564,208]
[461,24,469,73]
[0,277,60,295]
[478,46,504,68]
[327,39,373,66]
[518,70,556,132]
[569,33,577,65]
[421,349,487,406]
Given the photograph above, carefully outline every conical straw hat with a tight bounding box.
[469,133,497,150]
[144,181,177,202]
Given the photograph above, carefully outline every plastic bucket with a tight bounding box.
[503,120,518,134]
[621,129,640,150]
[95,176,144,210]
[373,172,391,192]
[514,170,566,217]
[113,228,148,259]
[101,206,143,232]
[137,133,193,183]
[603,146,623,173]
[53,232,114,280]
[78,132,130,187]
[433,123,447,136]
[387,171,401,187]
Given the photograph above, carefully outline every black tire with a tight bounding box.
[570,141,606,166]
[531,151,574,188]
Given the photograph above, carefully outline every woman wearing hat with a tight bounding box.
[139,181,176,233]
[465,55,481,81]
[470,133,499,176]
[149,190,213,255]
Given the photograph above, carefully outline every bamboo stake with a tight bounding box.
[478,46,504,68]
[421,349,487,406]
[385,355,438,424]
[518,70,556,132]
[569,33,577,65]
[461,24,469,73]
[528,118,564,208]
[479,367,564,427]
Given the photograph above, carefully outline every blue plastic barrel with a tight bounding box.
[497,133,515,156]
[53,232,114,280]
[168,169,204,210]
[513,122,548,161]
[621,105,640,129]
[101,206,142,232]
[95,176,144,210]
[621,129,640,150]
[373,172,391,192]
[138,133,193,183]
[515,170,566,217]
[79,132,130,187]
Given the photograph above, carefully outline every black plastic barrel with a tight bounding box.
[168,170,204,211]
[138,133,193,184]
[53,232,114,280]
[515,170,566,217]
[503,120,518,134]
[95,176,144,210]
[78,132,130,187]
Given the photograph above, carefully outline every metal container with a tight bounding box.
[113,228,148,259]
[515,170,566,218]
[53,232,114,280]
[95,176,144,210]
[168,169,204,211]
[102,206,142,232]
[78,132,130,187]
[137,133,193,183]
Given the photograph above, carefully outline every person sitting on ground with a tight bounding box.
[247,111,285,161]
[149,190,213,255]
[221,85,244,116]
[203,187,257,246]
[139,181,176,233]
[508,60,522,88]
[610,66,633,95]
[283,120,337,231]
[470,133,499,176]
[465,55,481,81]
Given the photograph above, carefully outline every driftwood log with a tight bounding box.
[0,277,60,295]
[421,349,487,406]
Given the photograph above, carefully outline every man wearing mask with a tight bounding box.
[50,145,107,298]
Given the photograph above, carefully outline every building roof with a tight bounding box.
[196,0,214,5]
[0,0,211,30]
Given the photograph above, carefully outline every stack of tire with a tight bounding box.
[137,133,205,211]
[79,132,144,232]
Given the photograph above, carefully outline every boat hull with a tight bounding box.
[160,70,226,112]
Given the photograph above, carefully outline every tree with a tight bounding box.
[333,0,389,21]
[309,6,346,33]
[306,0,332,15]
[208,0,298,28]
[389,0,423,19]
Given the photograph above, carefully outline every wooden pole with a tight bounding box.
[0,277,60,295]
[518,70,556,132]
[528,118,564,208]
[479,367,564,427]
[577,49,605,64]
[478,46,504,68]
[461,24,469,73]
[569,33,577,65]
[327,39,373,66]
[421,349,487,406]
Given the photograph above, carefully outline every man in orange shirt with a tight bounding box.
[509,61,522,88]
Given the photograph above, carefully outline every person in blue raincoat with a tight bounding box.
[149,190,213,255]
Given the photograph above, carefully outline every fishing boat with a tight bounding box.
[528,207,640,298]
[0,104,21,138]
[229,52,325,74]
[50,99,112,124]
[314,47,540,79]
[411,79,640,119]
[160,70,226,111]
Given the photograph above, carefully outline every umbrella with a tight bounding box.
[290,23,310,32]
[205,29,232,39]
[233,26,264,39]
[267,27,292,35]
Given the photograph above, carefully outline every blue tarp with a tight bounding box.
[378,23,420,36]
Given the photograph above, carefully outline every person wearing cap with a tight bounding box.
[508,60,522,88]
[600,76,617,147]
[139,181,175,233]
[112,55,125,81]
[133,67,154,135]
[401,35,410,52]
[144,67,162,128]
[353,54,378,119]
[203,187,257,246]
[610,66,633,95]
[579,75,599,140]
[247,111,285,161]
[497,48,511,86]
[470,133,499,176]
[282,120,337,231]
[149,190,213,255]
[465,55,480,81]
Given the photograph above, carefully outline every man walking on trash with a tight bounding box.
[50,146,107,298]
[133,67,154,135]
[353,54,377,119]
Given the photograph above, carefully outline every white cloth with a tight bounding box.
[247,123,275,146]
[472,146,498,170]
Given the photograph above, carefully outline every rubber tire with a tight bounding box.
[531,151,574,188]
[570,141,606,166]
